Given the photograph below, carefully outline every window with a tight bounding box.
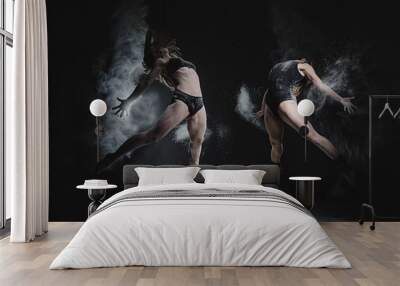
[5,0,13,33]
[1,0,14,230]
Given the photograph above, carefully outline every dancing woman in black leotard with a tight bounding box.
[97,31,207,172]
[257,59,356,163]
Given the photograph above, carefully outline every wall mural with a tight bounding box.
[47,0,400,221]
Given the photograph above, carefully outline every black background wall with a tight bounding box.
[47,0,400,221]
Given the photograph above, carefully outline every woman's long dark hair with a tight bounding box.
[142,30,181,72]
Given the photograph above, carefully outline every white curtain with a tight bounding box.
[7,0,49,242]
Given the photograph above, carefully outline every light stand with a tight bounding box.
[297,99,315,162]
[96,116,100,162]
[89,99,107,163]
[304,117,309,162]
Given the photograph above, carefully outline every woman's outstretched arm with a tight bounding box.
[300,63,356,114]
[113,62,163,117]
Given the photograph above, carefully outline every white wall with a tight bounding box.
[5,43,13,220]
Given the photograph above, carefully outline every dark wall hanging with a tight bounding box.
[360,95,400,230]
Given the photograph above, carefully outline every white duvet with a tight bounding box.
[50,183,350,269]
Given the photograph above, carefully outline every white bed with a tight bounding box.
[50,179,350,269]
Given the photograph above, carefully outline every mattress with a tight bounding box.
[50,183,350,269]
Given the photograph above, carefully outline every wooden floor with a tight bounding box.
[0,222,399,286]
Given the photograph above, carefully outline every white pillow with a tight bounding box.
[135,167,200,186]
[200,169,266,185]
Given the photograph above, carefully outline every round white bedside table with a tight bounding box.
[289,177,322,210]
[76,183,117,217]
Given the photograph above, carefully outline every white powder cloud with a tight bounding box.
[235,85,264,130]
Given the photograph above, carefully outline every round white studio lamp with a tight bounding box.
[297,99,315,162]
[89,99,107,163]
[90,99,107,117]
[297,99,315,117]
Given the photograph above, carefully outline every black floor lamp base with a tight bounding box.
[359,203,376,231]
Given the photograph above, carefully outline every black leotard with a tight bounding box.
[265,60,307,116]
[165,58,203,116]
[166,57,197,75]
[172,89,204,116]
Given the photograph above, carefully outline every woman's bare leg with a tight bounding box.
[264,105,285,163]
[187,107,207,165]
[278,100,338,160]
[98,101,190,171]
